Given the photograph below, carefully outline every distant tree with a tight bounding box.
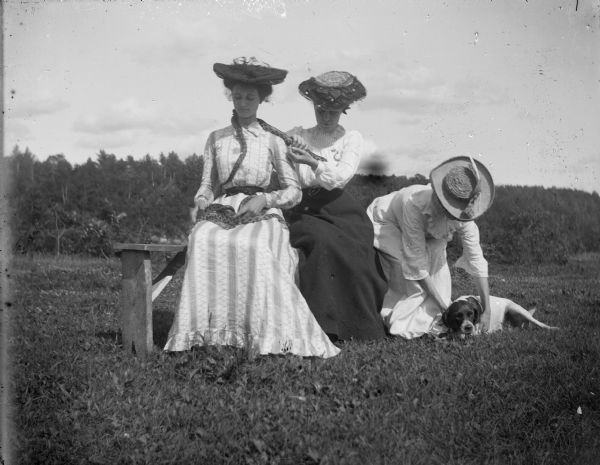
[6,148,600,262]
[11,145,36,187]
[42,154,72,204]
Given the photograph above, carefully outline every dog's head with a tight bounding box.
[442,297,482,336]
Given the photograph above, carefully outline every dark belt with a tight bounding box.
[225,186,265,197]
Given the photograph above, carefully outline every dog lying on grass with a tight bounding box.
[440,295,559,338]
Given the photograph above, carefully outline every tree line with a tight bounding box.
[6,146,600,264]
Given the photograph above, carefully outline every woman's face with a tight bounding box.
[314,105,342,130]
[232,84,261,120]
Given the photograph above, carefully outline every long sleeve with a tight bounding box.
[263,134,302,209]
[194,132,219,204]
[455,221,489,278]
[313,130,363,190]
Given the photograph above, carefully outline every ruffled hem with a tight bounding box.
[164,329,340,359]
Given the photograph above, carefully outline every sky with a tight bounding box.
[3,0,600,193]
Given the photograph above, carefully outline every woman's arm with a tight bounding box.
[397,195,450,311]
[474,275,491,316]
[193,132,218,209]
[238,134,301,217]
[456,221,491,315]
[418,275,451,311]
[264,135,302,208]
[288,130,363,190]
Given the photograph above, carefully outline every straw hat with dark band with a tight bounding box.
[430,156,495,221]
[298,71,366,112]
[213,57,287,85]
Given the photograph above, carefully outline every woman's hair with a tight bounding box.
[223,79,273,102]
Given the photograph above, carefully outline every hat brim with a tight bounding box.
[430,156,495,221]
[213,63,287,85]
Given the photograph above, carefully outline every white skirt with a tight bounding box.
[376,231,450,339]
[164,194,340,358]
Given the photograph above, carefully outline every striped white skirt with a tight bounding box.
[164,194,340,358]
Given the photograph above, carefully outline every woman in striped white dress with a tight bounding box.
[164,58,339,358]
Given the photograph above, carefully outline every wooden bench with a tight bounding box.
[113,243,187,358]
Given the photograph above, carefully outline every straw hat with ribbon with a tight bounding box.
[298,71,366,112]
[430,156,495,221]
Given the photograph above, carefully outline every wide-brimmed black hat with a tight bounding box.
[298,71,366,111]
[213,57,287,85]
[430,156,495,221]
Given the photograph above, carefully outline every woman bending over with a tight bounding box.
[367,157,495,339]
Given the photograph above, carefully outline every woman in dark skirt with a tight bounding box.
[286,71,387,341]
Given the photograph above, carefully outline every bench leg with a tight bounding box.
[120,250,153,358]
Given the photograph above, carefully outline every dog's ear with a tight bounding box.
[441,309,449,327]
[466,296,483,324]
[442,302,459,330]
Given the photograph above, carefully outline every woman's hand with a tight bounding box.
[235,195,267,220]
[418,275,451,312]
[290,135,308,149]
[190,197,211,223]
[194,197,210,210]
[288,147,319,169]
[189,206,199,224]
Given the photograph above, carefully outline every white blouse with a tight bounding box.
[194,121,301,209]
[369,184,489,280]
[287,125,363,190]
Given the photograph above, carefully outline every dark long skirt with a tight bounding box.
[285,188,387,341]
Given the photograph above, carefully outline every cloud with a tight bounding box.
[358,62,457,114]
[5,119,32,140]
[453,79,509,106]
[578,152,600,167]
[76,131,138,151]
[362,77,505,115]
[73,99,217,157]
[74,99,157,133]
[279,51,464,116]
[129,30,208,67]
[383,148,442,177]
[394,147,440,161]
[7,94,70,119]
[74,98,216,136]
[75,128,210,159]
[126,14,243,68]
[363,93,451,114]
[352,53,507,115]
[361,137,378,157]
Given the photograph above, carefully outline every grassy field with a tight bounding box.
[5,253,600,464]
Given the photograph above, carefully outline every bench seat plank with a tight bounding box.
[113,243,186,253]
